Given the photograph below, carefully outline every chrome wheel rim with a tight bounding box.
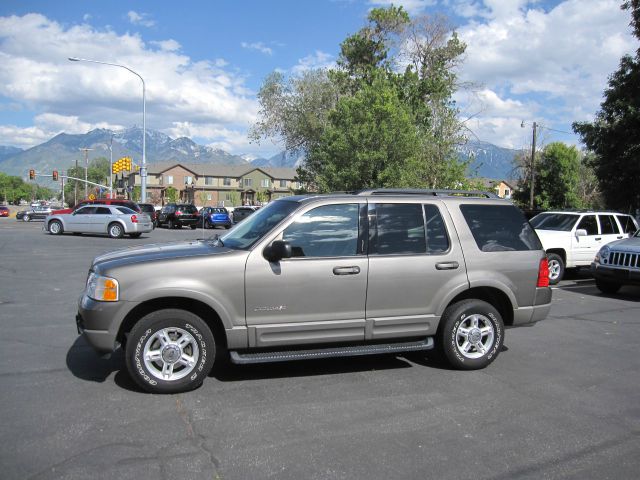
[548,259,561,281]
[455,314,495,359]
[110,225,122,237]
[143,327,199,381]
[50,222,60,234]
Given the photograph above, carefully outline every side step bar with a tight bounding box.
[229,338,434,365]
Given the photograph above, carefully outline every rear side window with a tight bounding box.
[598,215,619,234]
[460,205,542,252]
[617,215,638,234]
[95,207,111,215]
[372,204,426,255]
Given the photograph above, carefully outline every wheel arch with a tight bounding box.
[116,297,228,352]
[443,287,514,326]
[545,248,566,263]
[107,220,127,234]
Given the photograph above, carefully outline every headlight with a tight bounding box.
[86,272,119,302]
[595,245,610,264]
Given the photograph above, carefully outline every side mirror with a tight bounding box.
[575,229,587,237]
[263,240,292,262]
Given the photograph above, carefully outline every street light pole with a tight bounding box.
[108,134,113,198]
[68,57,147,202]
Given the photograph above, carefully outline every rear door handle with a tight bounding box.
[435,261,459,270]
[595,237,602,241]
[333,266,361,275]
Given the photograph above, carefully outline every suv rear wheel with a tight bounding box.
[438,299,504,370]
[125,309,216,394]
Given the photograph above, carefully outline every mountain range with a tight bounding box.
[0,127,519,182]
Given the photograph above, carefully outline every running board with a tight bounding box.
[229,338,434,365]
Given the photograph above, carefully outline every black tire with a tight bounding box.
[595,279,621,294]
[190,224,197,230]
[129,232,142,238]
[108,222,124,238]
[48,219,63,235]
[125,309,216,394]
[225,225,231,229]
[547,253,564,285]
[438,299,504,370]
[23,214,30,222]
[167,219,175,229]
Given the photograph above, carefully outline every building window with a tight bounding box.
[205,176,214,186]
[224,177,231,186]
[225,193,233,201]
[504,188,511,198]
[207,193,212,201]
[184,176,193,185]
[279,179,287,188]
[165,175,173,185]
[261,178,270,188]
[244,178,252,187]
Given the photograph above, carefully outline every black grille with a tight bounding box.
[608,251,639,268]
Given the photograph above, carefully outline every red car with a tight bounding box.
[52,198,141,215]
[0,205,10,217]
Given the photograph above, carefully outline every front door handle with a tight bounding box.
[617,236,624,239]
[333,266,361,275]
[595,237,602,241]
[436,261,459,270]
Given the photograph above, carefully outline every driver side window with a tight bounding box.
[283,204,359,258]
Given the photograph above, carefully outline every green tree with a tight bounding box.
[165,186,178,203]
[573,1,640,212]
[0,172,53,204]
[64,157,111,205]
[253,7,469,192]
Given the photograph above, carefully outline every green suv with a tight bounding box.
[76,190,551,393]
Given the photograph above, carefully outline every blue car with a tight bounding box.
[199,207,232,229]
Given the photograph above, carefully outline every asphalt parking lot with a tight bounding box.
[1,218,639,480]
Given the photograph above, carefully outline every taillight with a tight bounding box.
[131,215,138,223]
[176,210,182,216]
[537,258,549,287]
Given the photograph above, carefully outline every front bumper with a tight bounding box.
[77,294,137,354]
[591,263,640,285]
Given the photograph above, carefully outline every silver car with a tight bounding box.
[45,205,153,238]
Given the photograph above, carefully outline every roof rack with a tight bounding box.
[353,188,500,199]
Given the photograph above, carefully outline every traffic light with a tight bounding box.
[52,170,58,181]
[29,169,35,180]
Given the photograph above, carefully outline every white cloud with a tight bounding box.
[455,0,636,148]
[127,11,155,28]
[292,50,335,75]
[241,41,273,56]
[0,13,259,152]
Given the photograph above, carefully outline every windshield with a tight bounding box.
[530,213,580,231]
[219,199,300,250]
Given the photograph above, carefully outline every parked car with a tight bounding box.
[591,228,640,293]
[17,205,52,222]
[76,189,551,394]
[232,205,259,223]
[157,203,199,229]
[0,205,9,217]
[52,198,141,215]
[138,203,158,228]
[199,207,232,229]
[45,205,153,238]
[530,210,639,284]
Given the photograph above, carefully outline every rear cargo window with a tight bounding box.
[460,205,542,252]
[616,215,638,234]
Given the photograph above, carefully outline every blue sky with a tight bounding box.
[0,0,636,158]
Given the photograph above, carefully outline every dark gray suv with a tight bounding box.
[76,190,551,393]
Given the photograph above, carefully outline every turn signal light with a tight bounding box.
[537,258,550,287]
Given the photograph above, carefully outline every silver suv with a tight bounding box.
[76,190,552,393]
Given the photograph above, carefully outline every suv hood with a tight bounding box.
[92,239,234,271]
[604,236,640,252]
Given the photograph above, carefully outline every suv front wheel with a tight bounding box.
[438,299,504,370]
[125,309,216,394]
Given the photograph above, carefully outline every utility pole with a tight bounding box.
[61,172,65,206]
[80,148,93,198]
[529,122,537,210]
[74,157,78,205]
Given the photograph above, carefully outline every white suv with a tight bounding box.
[530,211,639,284]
